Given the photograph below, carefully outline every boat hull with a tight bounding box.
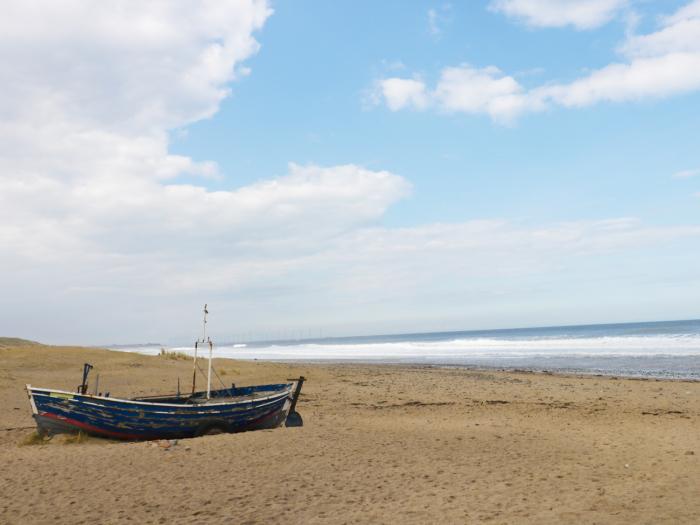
[27,384,294,440]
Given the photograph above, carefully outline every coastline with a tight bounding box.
[1,343,698,523]
[107,318,700,381]
[229,359,700,382]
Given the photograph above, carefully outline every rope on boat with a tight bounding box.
[194,358,227,390]
[211,364,227,390]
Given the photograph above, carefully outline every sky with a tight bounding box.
[1,0,700,345]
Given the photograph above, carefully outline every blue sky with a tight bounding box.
[176,0,700,227]
[1,1,700,344]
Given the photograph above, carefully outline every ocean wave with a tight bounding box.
[112,334,700,361]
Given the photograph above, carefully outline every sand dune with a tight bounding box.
[1,344,698,524]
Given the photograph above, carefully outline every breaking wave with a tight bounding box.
[115,334,700,361]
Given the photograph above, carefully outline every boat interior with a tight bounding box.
[130,383,292,405]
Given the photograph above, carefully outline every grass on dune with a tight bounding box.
[158,348,190,361]
[0,337,40,349]
[20,431,93,446]
[19,431,51,446]
[62,432,90,445]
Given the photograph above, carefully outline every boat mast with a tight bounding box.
[202,304,212,400]
[191,303,209,396]
[190,304,214,399]
[201,303,208,343]
[207,338,213,400]
[191,342,198,396]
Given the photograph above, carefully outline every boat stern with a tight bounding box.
[285,376,305,427]
[25,385,84,437]
[26,384,38,416]
[25,384,52,436]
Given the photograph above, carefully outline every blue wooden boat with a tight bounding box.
[26,381,303,440]
[26,305,305,440]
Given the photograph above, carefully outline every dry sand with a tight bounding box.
[0,343,698,524]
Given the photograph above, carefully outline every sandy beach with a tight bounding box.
[1,342,698,524]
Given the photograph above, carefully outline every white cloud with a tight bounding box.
[379,78,430,111]
[3,2,700,343]
[378,65,528,122]
[621,6,700,57]
[0,161,410,261]
[0,0,275,261]
[377,1,700,122]
[533,52,700,107]
[490,0,628,30]
[428,8,440,35]
[673,169,700,178]
[434,65,529,122]
[0,1,420,342]
[0,2,272,133]
[230,217,700,338]
[533,1,700,108]
[666,0,700,25]
[428,4,453,37]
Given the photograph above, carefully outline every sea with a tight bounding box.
[110,319,700,380]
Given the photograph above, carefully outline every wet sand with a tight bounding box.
[1,343,698,524]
